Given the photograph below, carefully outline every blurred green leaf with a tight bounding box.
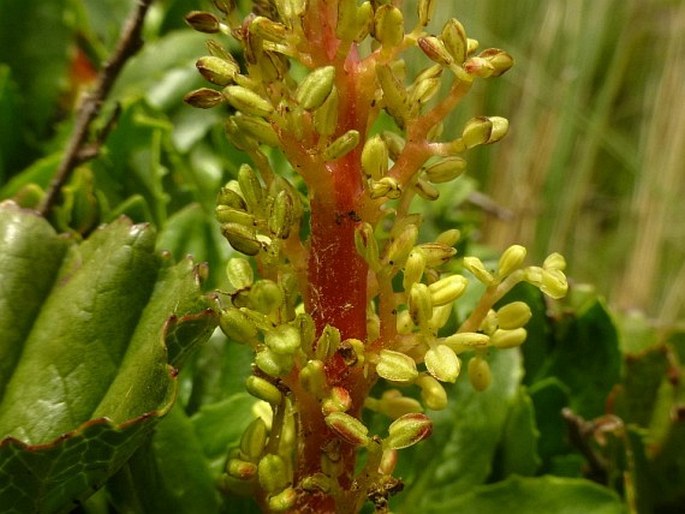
[0,65,25,183]
[0,201,217,512]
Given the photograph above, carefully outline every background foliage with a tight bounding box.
[0,0,683,513]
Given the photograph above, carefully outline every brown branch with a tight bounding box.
[39,0,155,217]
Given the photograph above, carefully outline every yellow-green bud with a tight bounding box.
[268,487,297,512]
[315,324,341,361]
[541,269,568,299]
[221,222,262,256]
[414,178,440,201]
[223,85,274,117]
[424,344,461,383]
[491,327,528,349]
[441,18,468,64]
[384,223,418,269]
[258,454,289,493]
[361,135,389,180]
[368,176,402,199]
[376,349,418,382]
[322,386,353,415]
[268,189,295,239]
[250,16,288,43]
[543,252,567,271]
[376,64,408,126]
[435,228,461,247]
[396,310,414,334]
[217,183,247,210]
[403,249,426,291]
[416,374,448,410]
[301,473,331,493]
[212,0,235,16]
[296,66,336,110]
[424,156,467,184]
[185,11,221,33]
[382,131,405,160]
[464,57,495,78]
[409,77,441,106]
[299,359,327,397]
[374,5,405,49]
[216,205,256,226]
[226,257,254,290]
[245,375,282,405]
[220,308,259,344]
[196,56,237,85]
[232,115,280,147]
[313,87,339,137]
[442,332,490,351]
[355,222,381,272]
[323,129,360,161]
[468,356,492,391]
[250,280,283,314]
[418,36,454,66]
[467,38,480,54]
[496,301,532,330]
[417,0,436,27]
[325,412,370,447]
[385,413,432,450]
[461,116,509,148]
[429,304,453,332]
[240,418,268,460]
[418,242,457,267]
[265,324,301,355]
[498,244,527,277]
[462,256,495,285]
[428,274,468,306]
[478,48,514,76]
[255,348,294,377]
[238,164,265,215]
[374,389,423,419]
[227,458,258,480]
[184,87,225,109]
[409,282,433,329]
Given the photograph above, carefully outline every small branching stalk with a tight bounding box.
[186,1,568,512]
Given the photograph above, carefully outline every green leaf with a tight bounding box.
[528,378,572,467]
[422,475,625,514]
[0,202,217,512]
[0,65,25,183]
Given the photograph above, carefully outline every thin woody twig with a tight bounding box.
[38,0,155,217]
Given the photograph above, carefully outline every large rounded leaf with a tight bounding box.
[0,201,217,513]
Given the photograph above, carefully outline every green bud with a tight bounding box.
[361,135,389,180]
[376,349,419,382]
[226,257,254,290]
[185,11,221,33]
[424,156,467,183]
[409,282,433,329]
[223,85,274,117]
[403,249,426,291]
[464,56,495,78]
[384,223,418,269]
[462,256,495,285]
[376,64,408,127]
[418,36,454,66]
[323,129,360,161]
[267,487,297,512]
[396,310,414,334]
[206,39,235,61]
[428,275,468,306]
[377,389,423,419]
[240,418,268,460]
[224,117,258,151]
[232,114,280,147]
[322,386,353,415]
[355,222,381,272]
[498,244,527,277]
[325,412,370,447]
[295,313,317,356]
[246,375,283,405]
[265,324,301,355]
[221,222,262,255]
[416,374,448,410]
[220,308,259,344]
[296,66,336,110]
[441,18,468,63]
[424,345,461,383]
[409,77,441,105]
[184,87,225,109]
[436,229,461,247]
[478,48,514,76]
[491,327,528,349]
[299,359,327,397]
[467,38,480,54]
[315,324,341,361]
[368,176,402,199]
[417,0,436,27]
[250,280,283,314]
[218,181,245,207]
[301,473,331,493]
[313,87,339,137]
[442,332,490,351]
[382,131,405,160]
[256,348,294,377]
[258,454,289,493]
[385,413,432,450]
[496,301,532,330]
[374,5,405,48]
[238,164,265,215]
[227,458,258,480]
[468,356,492,391]
[429,303,453,332]
[196,56,238,85]
[541,269,568,299]
[418,242,457,267]
[414,178,440,201]
[216,205,256,226]
[268,189,295,239]
[250,16,288,42]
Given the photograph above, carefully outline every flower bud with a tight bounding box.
[323,129,360,161]
[468,356,492,391]
[462,256,495,285]
[464,57,495,78]
[417,0,436,26]
[541,269,568,299]
[226,257,254,290]
[361,135,389,180]
[418,242,457,267]
[185,11,221,33]
[232,114,280,147]
[416,374,448,410]
[374,5,405,48]
[385,413,433,450]
[442,332,490,351]
[196,56,238,85]
[268,189,295,239]
[301,473,331,493]
[441,18,468,63]
[250,16,288,43]
[227,458,258,480]
[212,0,236,15]
[267,487,297,512]
[496,301,532,330]
[498,244,527,277]
[409,282,433,329]
[414,178,440,201]
[403,249,426,291]
[255,348,294,377]
[215,205,256,226]
[245,375,282,405]
[184,87,225,109]
[221,222,262,255]
[424,156,467,183]
[368,176,402,199]
[250,280,283,314]
[418,36,454,66]
[378,389,423,419]
[265,324,301,355]
[376,349,418,382]
[429,304,453,332]
[240,418,268,460]
[322,386,353,415]
[258,454,289,493]
[384,223,418,269]
[424,344,461,383]
[223,85,274,117]
[382,131,405,160]
[220,308,259,344]
[409,76,441,106]
[217,183,247,209]
[296,66,336,110]
[428,274,468,306]
[396,310,414,334]
[315,324,341,361]
[299,359,327,397]
[355,222,381,272]
[238,164,265,215]
[325,412,370,447]
[478,48,514,76]
[376,64,408,127]
[543,252,566,271]
[491,327,528,349]
[313,87,339,137]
